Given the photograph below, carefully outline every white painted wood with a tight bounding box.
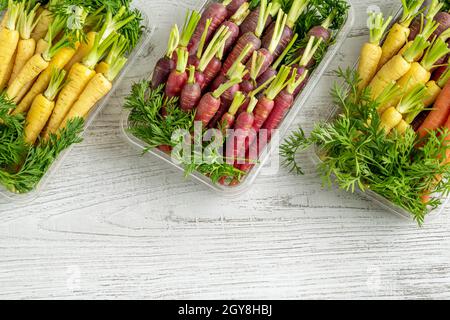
[1,0,450,300]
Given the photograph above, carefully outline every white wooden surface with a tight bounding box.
[1,0,450,300]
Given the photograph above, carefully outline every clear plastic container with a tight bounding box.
[121,0,356,196]
[0,3,155,203]
[310,5,448,222]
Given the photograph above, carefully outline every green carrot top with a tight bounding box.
[4,0,22,31]
[403,16,438,63]
[368,11,392,46]
[425,0,443,21]
[265,65,291,100]
[286,0,309,29]
[230,2,250,25]
[212,78,242,99]
[82,32,118,69]
[228,92,247,116]
[375,81,403,107]
[198,25,230,72]
[105,55,128,82]
[44,68,67,102]
[399,0,425,27]
[179,10,201,48]
[175,47,189,73]
[420,32,450,71]
[255,0,272,38]
[227,43,253,78]
[196,18,211,60]
[18,2,40,40]
[268,9,288,54]
[396,84,427,115]
[286,68,308,94]
[437,57,450,88]
[248,51,266,81]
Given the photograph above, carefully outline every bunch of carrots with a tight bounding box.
[130,0,349,185]
[0,0,143,193]
[356,0,450,199]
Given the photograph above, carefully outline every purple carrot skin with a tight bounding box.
[261,0,309,60]
[152,25,180,88]
[256,33,298,87]
[188,1,231,55]
[165,48,189,97]
[221,2,250,55]
[226,0,247,19]
[180,66,202,111]
[195,78,241,126]
[431,12,450,39]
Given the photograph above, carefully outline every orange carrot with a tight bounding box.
[417,79,450,138]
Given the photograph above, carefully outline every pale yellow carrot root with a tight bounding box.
[394,119,409,135]
[24,94,55,145]
[14,46,79,114]
[0,50,16,90]
[423,80,441,107]
[0,27,20,88]
[358,43,382,90]
[64,32,96,73]
[35,38,49,55]
[6,53,49,102]
[378,23,410,69]
[369,54,411,99]
[380,106,403,133]
[44,63,96,137]
[9,38,36,85]
[60,73,112,129]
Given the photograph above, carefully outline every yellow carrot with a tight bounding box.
[369,19,435,99]
[24,68,66,145]
[64,31,96,72]
[394,119,409,135]
[358,12,392,90]
[0,50,16,89]
[379,84,427,133]
[378,0,424,69]
[61,56,128,128]
[9,3,41,85]
[0,0,22,90]
[14,45,79,114]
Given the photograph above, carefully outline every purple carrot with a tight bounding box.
[208,63,248,128]
[432,11,450,39]
[195,78,241,126]
[226,0,247,18]
[221,2,251,55]
[165,48,189,97]
[262,68,308,133]
[256,33,298,86]
[188,0,231,55]
[221,0,272,74]
[408,0,433,40]
[219,91,247,133]
[244,9,287,85]
[261,0,308,60]
[180,65,202,111]
[239,0,281,36]
[152,25,179,88]
[195,25,231,90]
[211,43,253,92]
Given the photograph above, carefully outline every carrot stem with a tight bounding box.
[227,43,253,77]
[399,0,425,27]
[265,65,291,100]
[179,10,201,48]
[250,75,276,97]
[44,68,66,101]
[255,0,272,38]
[421,36,450,71]
[369,12,392,45]
[272,33,298,70]
[166,25,180,58]
[213,78,241,98]
[198,25,230,72]
[175,47,189,73]
[247,96,258,113]
[228,91,246,115]
[196,19,211,60]
[286,0,309,29]
[249,50,266,81]
[230,2,250,25]
[268,9,287,54]
[287,69,308,94]
[396,84,427,114]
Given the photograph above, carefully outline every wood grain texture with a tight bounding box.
[1,0,450,300]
